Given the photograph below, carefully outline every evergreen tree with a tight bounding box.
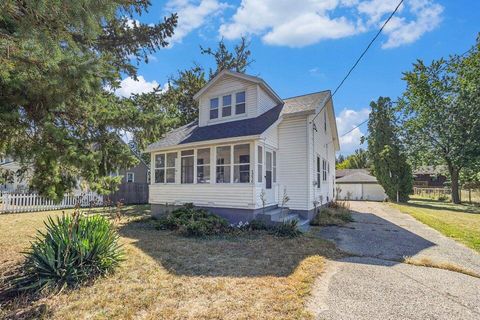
[367,97,412,202]
[0,0,177,200]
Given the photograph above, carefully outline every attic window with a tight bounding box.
[324,110,327,132]
[235,91,246,114]
[210,98,219,119]
[222,95,232,117]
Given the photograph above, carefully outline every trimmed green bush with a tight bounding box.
[155,204,230,237]
[16,214,123,293]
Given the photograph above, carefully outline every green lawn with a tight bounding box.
[390,198,480,252]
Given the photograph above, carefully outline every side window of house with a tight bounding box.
[322,159,327,181]
[126,172,134,183]
[316,156,321,188]
[210,97,219,119]
[257,146,263,183]
[235,91,246,115]
[222,95,232,117]
[272,151,277,183]
[196,148,210,183]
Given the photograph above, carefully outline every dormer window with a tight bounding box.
[235,91,246,114]
[222,95,232,117]
[210,98,219,119]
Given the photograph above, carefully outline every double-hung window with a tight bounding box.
[272,151,277,183]
[235,91,246,114]
[155,152,177,183]
[181,150,194,184]
[322,159,327,182]
[316,156,321,188]
[126,172,134,183]
[222,95,232,117]
[233,144,250,183]
[210,97,219,120]
[216,146,231,183]
[257,146,263,183]
[196,148,210,183]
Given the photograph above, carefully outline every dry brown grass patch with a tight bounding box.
[1,207,343,319]
[403,257,480,279]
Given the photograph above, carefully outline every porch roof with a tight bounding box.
[146,103,283,152]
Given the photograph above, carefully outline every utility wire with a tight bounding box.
[311,0,405,123]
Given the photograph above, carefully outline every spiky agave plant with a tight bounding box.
[15,213,124,293]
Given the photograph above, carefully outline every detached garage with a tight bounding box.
[336,169,387,201]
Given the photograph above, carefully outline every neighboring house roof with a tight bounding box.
[146,103,284,152]
[336,171,378,184]
[413,165,447,176]
[193,70,283,104]
[282,91,330,115]
[336,169,370,179]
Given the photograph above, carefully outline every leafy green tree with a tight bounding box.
[145,37,253,127]
[0,1,177,201]
[367,97,412,202]
[400,36,480,203]
[336,149,370,169]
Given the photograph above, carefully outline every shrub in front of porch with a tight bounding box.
[155,203,230,237]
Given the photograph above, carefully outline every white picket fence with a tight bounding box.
[0,192,104,214]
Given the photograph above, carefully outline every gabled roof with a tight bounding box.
[336,171,378,184]
[413,165,447,176]
[193,69,283,104]
[146,104,283,152]
[282,91,330,115]
[336,169,370,179]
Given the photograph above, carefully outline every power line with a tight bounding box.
[339,118,369,138]
[311,0,405,123]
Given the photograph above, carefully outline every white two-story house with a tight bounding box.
[146,70,340,226]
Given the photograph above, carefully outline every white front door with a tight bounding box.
[265,150,276,204]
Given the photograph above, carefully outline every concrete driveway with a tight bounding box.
[310,201,480,320]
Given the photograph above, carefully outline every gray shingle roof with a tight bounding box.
[146,104,283,151]
[282,91,330,115]
[146,90,331,152]
[336,169,370,179]
[336,171,378,184]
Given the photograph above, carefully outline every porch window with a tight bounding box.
[216,146,231,183]
[316,156,321,188]
[181,150,194,184]
[155,153,177,183]
[210,97,219,119]
[273,151,277,183]
[257,146,263,183]
[233,144,250,183]
[322,159,327,182]
[222,95,232,117]
[166,152,177,183]
[196,148,210,183]
[235,91,246,114]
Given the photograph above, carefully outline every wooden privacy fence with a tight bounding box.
[106,183,148,205]
[0,192,103,214]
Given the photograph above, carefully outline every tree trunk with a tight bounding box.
[449,165,461,204]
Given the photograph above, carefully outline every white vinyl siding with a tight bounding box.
[198,75,257,126]
[257,85,277,115]
[277,117,309,210]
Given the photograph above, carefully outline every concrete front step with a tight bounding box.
[256,208,310,232]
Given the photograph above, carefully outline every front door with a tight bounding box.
[265,151,275,204]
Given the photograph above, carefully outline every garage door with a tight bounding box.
[337,183,387,201]
[362,184,387,201]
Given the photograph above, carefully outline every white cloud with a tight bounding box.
[336,108,370,154]
[219,0,442,49]
[166,0,228,44]
[115,76,160,97]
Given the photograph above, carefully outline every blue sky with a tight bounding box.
[117,0,480,156]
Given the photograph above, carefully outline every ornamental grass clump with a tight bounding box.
[15,213,124,293]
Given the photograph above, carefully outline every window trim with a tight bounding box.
[210,97,219,120]
[316,156,321,188]
[322,158,327,182]
[235,91,246,115]
[154,152,177,184]
[181,150,194,184]
[257,145,263,183]
[207,89,247,122]
[233,144,251,183]
[196,148,211,184]
[126,172,134,183]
